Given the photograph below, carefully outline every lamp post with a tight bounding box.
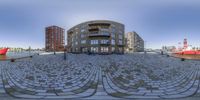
[29,46,31,55]
[64,46,66,60]
[144,41,147,54]
[53,43,55,55]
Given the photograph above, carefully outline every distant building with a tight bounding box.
[67,20,125,54]
[162,46,176,52]
[125,31,144,52]
[45,26,65,52]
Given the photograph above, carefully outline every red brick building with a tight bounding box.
[45,26,65,51]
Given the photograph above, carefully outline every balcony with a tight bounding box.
[89,33,110,37]
[88,28,99,32]
[100,41,110,45]
[117,44,124,47]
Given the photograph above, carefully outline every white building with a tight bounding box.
[125,31,144,53]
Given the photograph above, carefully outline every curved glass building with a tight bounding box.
[67,20,124,54]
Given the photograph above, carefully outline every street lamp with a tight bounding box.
[64,46,66,60]
[29,46,31,55]
[144,41,147,54]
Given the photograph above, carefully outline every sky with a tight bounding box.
[0,0,200,49]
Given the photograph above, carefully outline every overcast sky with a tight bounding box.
[0,0,200,49]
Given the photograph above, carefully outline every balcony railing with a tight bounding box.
[100,41,110,45]
[89,33,110,37]
[88,28,99,32]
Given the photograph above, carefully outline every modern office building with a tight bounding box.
[45,26,65,51]
[126,31,144,52]
[67,20,125,54]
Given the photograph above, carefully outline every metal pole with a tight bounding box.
[29,46,31,56]
[64,47,66,60]
[54,48,55,55]
[144,41,147,54]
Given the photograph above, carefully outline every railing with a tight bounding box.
[89,33,110,37]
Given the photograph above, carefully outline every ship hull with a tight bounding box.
[172,50,200,60]
[174,50,200,55]
[0,48,9,55]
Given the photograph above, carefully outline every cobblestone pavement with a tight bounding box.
[0,53,200,99]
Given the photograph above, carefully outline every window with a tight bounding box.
[81,34,85,38]
[119,47,123,52]
[101,40,109,44]
[82,47,88,52]
[81,40,86,44]
[91,40,98,45]
[111,39,115,45]
[101,25,109,29]
[101,47,109,53]
[119,34,123,39]
[101,28,109,31]
[91,47,98,53]
[75,41,78,45]
[119,40,123,45]
[119,31,123,34]
[101,31,109,35]
[91,32,98,34]
[75,28,79,30]
[112,28,116,32]
[81,29,85,32]
[112,47,115,52]
[111,33,115,38]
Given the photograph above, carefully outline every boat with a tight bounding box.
[174,50,200,55]
[170,38,200,59]
[0,48,9,55]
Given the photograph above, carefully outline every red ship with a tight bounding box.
[175,50,200,55]
[0,48,9,55]
[174,39,200,55]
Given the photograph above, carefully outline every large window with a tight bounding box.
[81,29,85,32]
[101,40,109,44]
[119,47,123,52]
[101,31,109,35]
[82,47,88,52]
[111,39,115,45]
[112,47,115,52]
[75,41,78,45]
[81,34,85,38]
[101,28,109,31]
[81,40,86,44]
[91,40,98,45]
[119,34,123,39]
[119,40,123,45]
[111,33,115,38]
[101,47,109,53]
[112,28,116,32]
[91,47,98,53]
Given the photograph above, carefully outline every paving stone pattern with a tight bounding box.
[0,53,200,99]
